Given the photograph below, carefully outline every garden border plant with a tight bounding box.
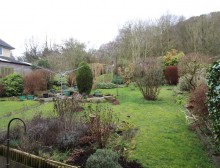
[207,60,220,152]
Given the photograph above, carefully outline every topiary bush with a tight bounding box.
[207,60,220,151]
[76,62,93,95]
[3,73,24,96]
[86,149,122,168]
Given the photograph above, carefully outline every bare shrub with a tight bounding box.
[133,57,163,100]
[84,104,118,148]
[178,53,209,91]
[53,97,84,131]
[0,83,5,97]
[188,84,209,128]
[24,69,50,95]
[189,84,208,120]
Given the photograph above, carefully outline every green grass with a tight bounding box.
[99,85,214,168]
[0,101,54,130]
[0,100,38,115]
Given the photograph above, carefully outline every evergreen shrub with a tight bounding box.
[207,60,220,151]
[76,62,93,95]
[86,149,122,168]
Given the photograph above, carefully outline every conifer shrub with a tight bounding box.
[76,62,93,95]
[86,149,122,168]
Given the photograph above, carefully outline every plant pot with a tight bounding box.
[43,93,49,98]
[19,95,25,101]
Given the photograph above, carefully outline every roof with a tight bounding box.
[0,39,15,50]
[0,56,31,66]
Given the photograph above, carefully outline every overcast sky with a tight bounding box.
[1,0,220,56]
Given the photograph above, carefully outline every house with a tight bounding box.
[0,39,14,57]
[0,39,32,77]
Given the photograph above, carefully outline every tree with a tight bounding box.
[62,38,91,68]
[22,37,41,63]
[76,62,93,95]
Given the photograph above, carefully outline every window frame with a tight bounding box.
[0,47,2,56]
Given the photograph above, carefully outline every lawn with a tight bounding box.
[98,85,214,168]
[0,100,54,130]
[0,86,215,167]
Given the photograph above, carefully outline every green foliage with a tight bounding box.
[163,49,184,66]
[37,59,51,69]
[207,60,220,151]
[112,75,124,84]
[3,73,24,96]
[76,62,93,94]
[86,149,122,168]
[53,74,68,85]
[96,82,117,89]
[31,59,51,69]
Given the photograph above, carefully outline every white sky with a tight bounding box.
[1,0,220,56]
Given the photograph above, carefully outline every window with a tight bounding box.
[0,47,2,56]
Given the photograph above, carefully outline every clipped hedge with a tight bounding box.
[96,82,117,89]
[207,60,220,151]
